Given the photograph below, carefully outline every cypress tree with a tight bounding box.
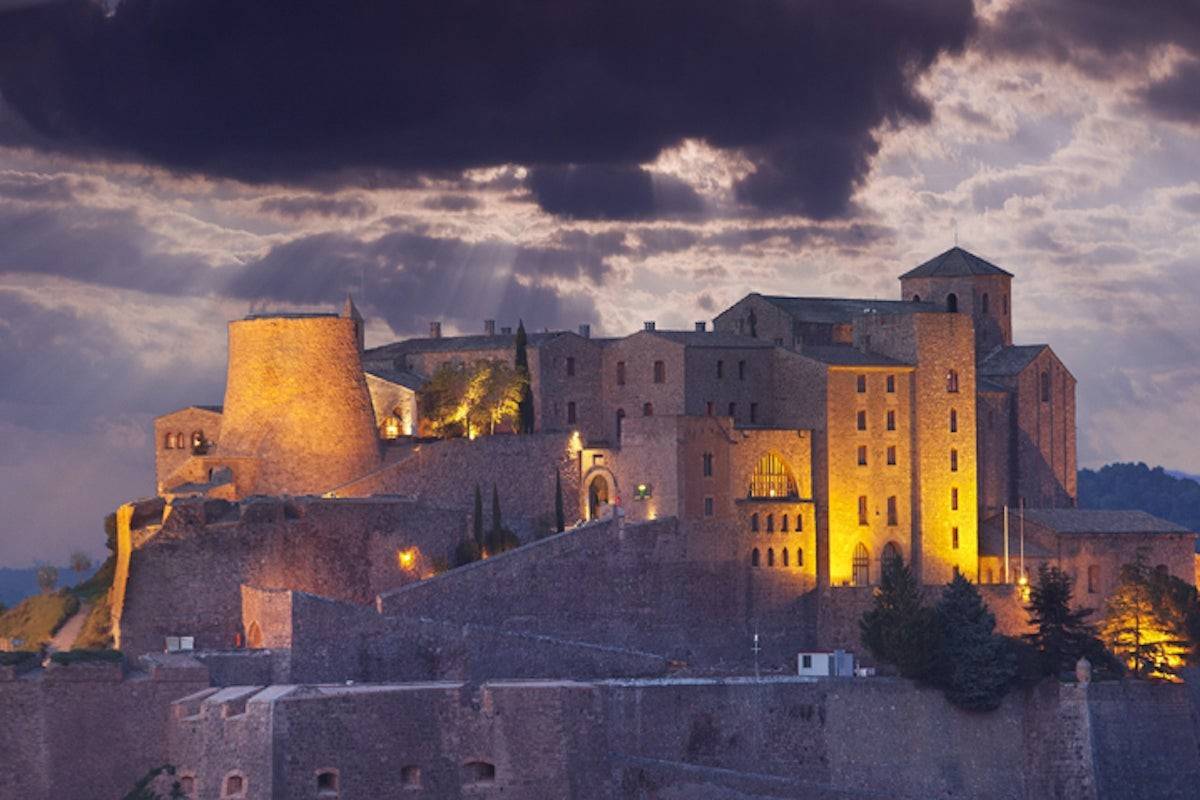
[472,484,484,548]
[491,483,502,539]
[554,470,565,533]
[1024,563,1113,678]
[935,574,1017,711]
[859,557,940,680]
[514,320,534,433]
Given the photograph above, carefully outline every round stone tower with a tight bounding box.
[218,314,381,495]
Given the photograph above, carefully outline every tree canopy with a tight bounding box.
[417,359,526,438]
[1023,564,1115,678]
[1101,552,1198,681]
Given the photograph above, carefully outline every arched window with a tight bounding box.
[176,431,184,448]
[767,547,775,567]
[795,514,803,531]
[615,408,625,440]
[750,513,759,532]
[316,770,339,796]
[852,543,870,587]
[642,402,654,417]
[912,294,921,303]
[163,432,175,449]
[179,775,195,797]
[946,369,959,393]
[191,430,205,449]
[782,548,789,567]
[751,548,761,567]
[463,762,496,785]
[981,293,989,314]
[748,453,797,498]
[949,409,958,433]
[246,621,263,649]
[781,514,789,532]
[882,541,902,571]
[766,514,774,533]
[1040,371,1051,402]
[946,293,958,313]
[222,773,246,798]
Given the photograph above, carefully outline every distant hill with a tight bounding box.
[1078,463,1200,538]
[0,567,96,609]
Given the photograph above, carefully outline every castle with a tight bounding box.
[5,247,1199,800]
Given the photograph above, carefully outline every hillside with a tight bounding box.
[1078,462,1200,537]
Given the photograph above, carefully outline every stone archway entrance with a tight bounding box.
[587,474,610,520]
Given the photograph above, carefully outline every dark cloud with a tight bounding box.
[0,0,975,220]
[419,194,482,212]
[701,222,895,251]
[224,229,601,335]
[1143,59,1200,125]
[258,194,376,220]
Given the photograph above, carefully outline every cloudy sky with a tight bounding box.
[0,0,1198,565]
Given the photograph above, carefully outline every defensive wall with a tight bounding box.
[0,655,210,800]
[164,675,1200,800]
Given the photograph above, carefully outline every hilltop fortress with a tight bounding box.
[5,247,1200,800]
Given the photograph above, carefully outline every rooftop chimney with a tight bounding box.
[695,321,707,332]
[578,323,591,338]
[484,319,496,336]
[429,321,442,338]
[500,326,513,335]
[644,321,656,331]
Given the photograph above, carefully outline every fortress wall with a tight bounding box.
[118,497,466,658]
[0,659,209,800]
[334,432,583,539]
[169,686,276,800]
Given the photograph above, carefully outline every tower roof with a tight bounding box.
[342,293,364,322]
[899,247,1013,280]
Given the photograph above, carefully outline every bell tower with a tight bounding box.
[898,246,1013,359]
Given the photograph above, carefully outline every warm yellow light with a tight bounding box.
[383,416,401,440]
[396,548,417,570]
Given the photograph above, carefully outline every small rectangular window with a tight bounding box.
[702,452,713,477]
[704,496,714,517]
[706,401,714,416]
[951,487,959,511]
[749,402,758,423]
[566,356,576,377]
[802,654,812,669]
[887,446,896,465]
[857,410,867,431]
[886,374,895,393]
[887,410,896,431]
[1087,564,1099,593]
[616,361,626,386]
[653,360,665,383]
[856,374,867,393]
[858,496,868,526]
[728,401,736,418]
[857,445,867,466]
[567,401,576,424]
[950,449,958,472]
[716,360,724,379]
[738,360,746,380]
[952,526,959,549]
[887,496,897,526]
[949,409,958,433]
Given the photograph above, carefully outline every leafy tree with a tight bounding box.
[417,360,525,438]
[1024,564,1113,678]
[514,320,535,434]
[554,470,565,533]
[35,565,58,594]
[472,484,484,548]
[1101,552,1195,680]
[417,363,471,437]
[859,557,941,680]
[934,574,1017,711]
[69,551,93,574]
[103,511,118,554]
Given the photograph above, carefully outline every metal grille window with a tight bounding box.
[852,543,870,586]
[749,453,796,498]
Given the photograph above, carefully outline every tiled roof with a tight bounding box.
[365,331,567,359]
[760,295,941,324]
[899,247,1013,279]
[800,345,913,367]
[646,330,774,349]
[977,378,1011,394]
[1020,508,1192,535]
[364,367,426,390]
[979,345,1048,377]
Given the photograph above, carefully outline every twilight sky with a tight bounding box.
[0,0,1198,565]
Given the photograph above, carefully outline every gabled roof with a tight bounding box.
[364,367,426,391]
[979,344,1048,377]
[365,331,567,359]
[759,295,940,324]
[800,345,913,367]
[899,247,1013,279]
[644,330,774,349]
[1019,508,1192,535]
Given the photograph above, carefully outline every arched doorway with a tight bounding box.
[246,620,263,649]
[852,543,870,587]
[587,474,610,520]
[881,541,902,572]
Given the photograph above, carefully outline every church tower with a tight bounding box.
[898,246,1013,360]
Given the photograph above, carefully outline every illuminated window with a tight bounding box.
[950,449,958,472]
[616,361,626,386]
[782,548,789,567]
[858,496,868,526]
[382,415,402,440]
[634,483,652,500]
[738,360,746,380]
[949,409,958,433]
[852,543,870,586]
[887,446,896,465]
[702,452,713,477]
[947,370,959,393]
[857,410,867,431]
[704,497,714,517]
[749,453,797,499]
[887,410,895,431]
[642,402,653,417]
[1087,565,1099,594]
[781,514,789,532]
[163,432,175,449]
[751,548,760,567]
[567,402,576,424]
[716,360,724,379]
[856,374,867,393]
[767,548,775,567]
[176,431,183,448]
[952,526,959,549]
[857,445,867,466]
[886,496,897,526]
[653,360,666,383]
[886,374,895,393]
[766,513,774,533]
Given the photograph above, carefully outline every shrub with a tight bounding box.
[0,651,38,667]
[453,538,482,567]
[484,528,521,557]
[49,649,124,666]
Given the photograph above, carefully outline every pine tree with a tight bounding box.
[935,574,1017,711]
[514,320,535,434]
[554,470,565,533]
[1024,564,1111,678]
[859,557,941,680]
[472,484,484,548]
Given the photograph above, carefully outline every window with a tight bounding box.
[857,445,868,466]
[852,543,870,586]
[749,453,797,498]
[912,294,921,302]
[706,401,714,416]
[766,513,774,532]
[1003,295,1008,314]
[887,446,896,466]
[567,402,577,424]
[738,360,746,380]
[946,292,958,313]
[717,360,724,379]
[947,369,959,393]
[952,527,960,549]
[951,487,959,510]
[781,514,789,532]
[179,775,195,797]
[728,401,737,417]
[887,496,897,526]
[858,496,868,526]
[566,356,576,377]
[882,541,901,570]
[616,361,626,386]
[317,770,339,796]
[463,762,496,785]
[615,409,625,439]
[856,374,867,393]
[981,293,990,314]
[1040,370,1051,402]
[654,360,666,383]
[782,548,789,567]
[382,415,402,440]
[191,430,205,450]
[767,548,775,567]
[856,410,867,431]
[704,497,714,517]
[1087,565,1100,594]
[401,766,422,789]
[795,514,803,531]
[643,402,653,416]
[751,513,759,532]
[886,410,896,431]
[222,773,245,798]
[950,448,958,472]
[702,452,714,477]
[751,548,760,567]
[886,374,895,393]
[163,432,175,449]
[749,402,758,423]
[949,409,958,433]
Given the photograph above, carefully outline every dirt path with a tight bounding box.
[47,603,90,652]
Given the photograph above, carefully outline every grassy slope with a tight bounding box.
[0,591,80,649]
